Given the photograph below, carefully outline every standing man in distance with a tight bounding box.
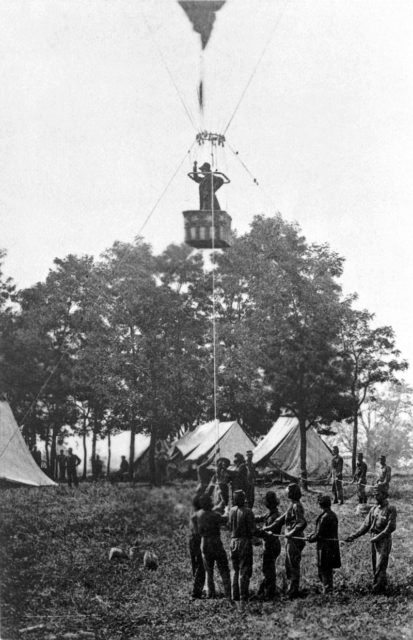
[245,450,256,508]
[376,455,391,489]
[352,452,368,504]
[330,446,344,505]
[229,453,249,504]
[56,449,67,483]
[66,448,81,488]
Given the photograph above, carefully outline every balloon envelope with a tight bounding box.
[178,0,226,49]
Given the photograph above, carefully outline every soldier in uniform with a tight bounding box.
[330,446,344,504]
[196,458,212,497]
[352,452,368,504]
[346,485,397,593]
[189,495,205,599]
[307,495,341,593]
[196,494,232,600]
[66,448,81,488]
[255,491,282,600]
[211,457,231,511]
[245,450,256,508]
[56,449,67,482]
[376,455,392,489]
[229,453,249,503]
[274,483,307,598]
[189,161,224,211]
[228,490,255,610]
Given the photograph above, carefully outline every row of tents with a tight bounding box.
[0,400,333,487]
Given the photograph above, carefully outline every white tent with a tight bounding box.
[172,420,255,465]
[54,431,150,475]
[0,401,56,487]
[252,416,332,480]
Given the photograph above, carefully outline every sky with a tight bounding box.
[1,0,413,380]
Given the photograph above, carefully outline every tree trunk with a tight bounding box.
[45,430,50,472]
[107,430,111,476]
[82,428,87,480]
[50,423,59,480]
[129,417,136,481]
[298,415,308,491]
[352,410,358,475]
[92,411,98,464]
[149,426,157,486]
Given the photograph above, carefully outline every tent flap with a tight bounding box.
[0,402,56,487]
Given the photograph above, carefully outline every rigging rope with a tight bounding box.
[0,143,195,462]
[136,143,195,238]
[227,141,279,212]
[0,351,67,460]
[223,0,290,135]
[140,5,199,133]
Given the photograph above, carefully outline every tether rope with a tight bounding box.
[209,142,220,458]
[223,0,290,135]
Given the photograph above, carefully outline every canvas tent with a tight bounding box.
[0,401,55,487]
[252,416,332,480]
[172,420,255,466]
[53,431,151,477]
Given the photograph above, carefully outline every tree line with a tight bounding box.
[0,215,408,485]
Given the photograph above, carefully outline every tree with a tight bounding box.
[360,382,413,469]
[340,308,408,472]
[93,239,211,484]
[216,215,353,487]
[0,250,17,396]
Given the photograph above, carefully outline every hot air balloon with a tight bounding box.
[178,0,232,249]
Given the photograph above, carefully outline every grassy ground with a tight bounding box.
[1,480,412,640]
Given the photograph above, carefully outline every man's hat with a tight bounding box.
[199,162,211,172]
[373,484,388,497]
[317,494,331,508]
[234,452,245,462]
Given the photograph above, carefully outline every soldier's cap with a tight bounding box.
[332,446,339,452]
[246,450,253,456]
[379,455,386,461]
[233,490,246,506]
[217,457,230,467]
[234,453,245,462]
[317,494,331,508]
[199,162,211,172]
[287,483,302,501]
[373,484,388,497]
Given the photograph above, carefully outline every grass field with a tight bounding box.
[1,480,412,640]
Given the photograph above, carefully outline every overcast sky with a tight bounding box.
[1,0,413,380]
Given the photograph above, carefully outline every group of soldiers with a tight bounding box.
[188,449,397,610]
[330,446,392,504]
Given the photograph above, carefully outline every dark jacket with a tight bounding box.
[228,506,255,539]
[308,509,341,569]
